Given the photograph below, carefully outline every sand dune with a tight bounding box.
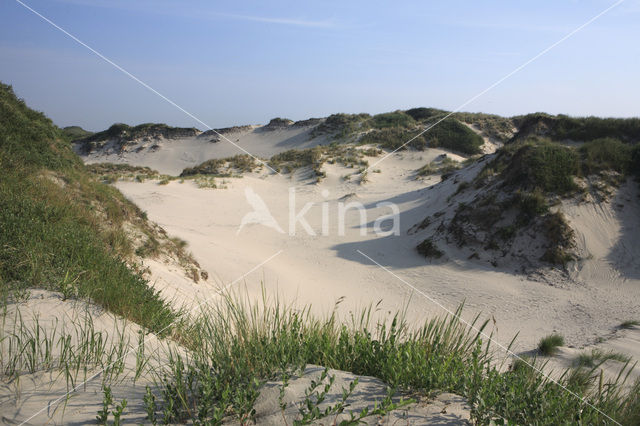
[113,149,640,353]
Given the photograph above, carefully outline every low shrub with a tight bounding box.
[580,137,633,175]
[427,118,484,155]
[369,111,415,129]
[417,238,444,258]
[501,141,580,194]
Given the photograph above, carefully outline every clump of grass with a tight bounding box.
[416,238,444,258]
[512,189,548,223]
[540,212,575,265]
[538,333,565,355]
[575,349,631,368]
[620,320,640,329]
[416,157,461,178]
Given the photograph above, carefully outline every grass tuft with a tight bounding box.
[538,333,565,356]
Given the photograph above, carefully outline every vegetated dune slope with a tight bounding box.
[75,123,331,175]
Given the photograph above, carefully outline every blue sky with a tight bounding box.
[1,0,639,131]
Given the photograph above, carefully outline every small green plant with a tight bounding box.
[293,368,357,425]
[144,386,157,425]
[96,385,114,425]
[112,398,127,426]
[620,320,640,329]
[538,333,564,355]
[58,270,80,301]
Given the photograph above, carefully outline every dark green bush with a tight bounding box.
[580,137,633,175]
[501,141,580,194]
[404,107,447,122]
[426,118,484,155]
[311,113,371,138]
[360,128,427,150]
[370,111,415,129]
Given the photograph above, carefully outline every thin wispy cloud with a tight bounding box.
[218,13,334,28]
[51,0,335,28]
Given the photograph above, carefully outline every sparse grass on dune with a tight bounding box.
[575,349,631,368]
[138,295,640,425]
[0,301,139,387]
[3,293,639,424]
[416,156,461,177]
[620,320,640,329]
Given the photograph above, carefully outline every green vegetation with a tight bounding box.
[85,163,165,182]
[427,118,484,155]
[269,147,324,174]
[540,212,575,265]
[416,238,444,258]
[180,154,259,177]
[575,349,631,368]
[359,127,425,150]
[143,297,640,425]
[620,320,640,329]
[0,307,133,384]
[580,137,635,175]
[360,118,483,155]
[538,333,565,356]
[61,125,93,141]
[75,122,199,155]
[514,113,640,143]
[0,82,177,333]
[4,85,640,424]
[80,122,198,143]
[404,107,447,122]
[416,156,461,177]
[311,113,371,139]
[454,112,515,142]
[632,145,640,177]
[266,117,293,127]
[370,111,415,129]
[512,189,549,223]
[501,140,580,194]
[266,144,373,177]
